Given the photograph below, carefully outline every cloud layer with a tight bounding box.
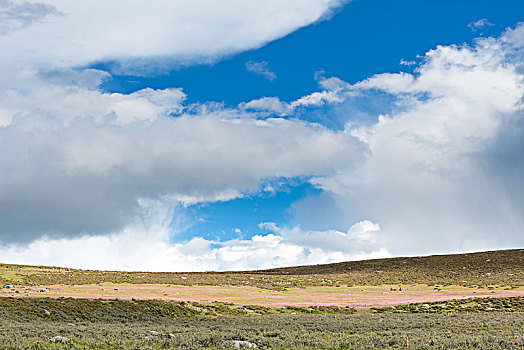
[0,0,522,271]
[0,0,347,73]
[0,78,365,242]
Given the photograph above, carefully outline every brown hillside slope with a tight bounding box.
[1,249,522,288]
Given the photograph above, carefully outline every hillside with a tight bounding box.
[1,249,522,289]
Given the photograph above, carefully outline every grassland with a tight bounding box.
[0,297,522,349]
[1,249,523,348]
[1,249,522,289]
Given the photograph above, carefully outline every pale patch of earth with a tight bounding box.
[2,284,523,309]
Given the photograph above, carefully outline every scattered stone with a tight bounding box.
[232,340,258,348]
[144,330,175,339]
[43,309,51,316]
[3,285,14,289]
[49,336,70,343]
[422,304,430,308]
[15,290,20,293]
[181,276,187,280]
[67,323,76,326]
[114,288,119,291]
[40,289,49,293]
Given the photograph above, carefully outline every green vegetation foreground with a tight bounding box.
[0,297,523,349]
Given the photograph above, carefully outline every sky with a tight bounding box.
[0,0,522,271]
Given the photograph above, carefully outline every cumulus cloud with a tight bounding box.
[245,61,277,81]
[0,209,387,271]
[239,96,289,115]
[304,23,524,255]
[0,0,348,74]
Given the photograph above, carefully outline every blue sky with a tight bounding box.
[0,0,523,270]
[99,0,522,106]
[94,0,523,246]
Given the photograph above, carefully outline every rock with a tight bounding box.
[114,288,119,291]
[49,336,70,343]
[145,330,176,339]
[43,309,51,316]
[3,285,14,289]
[40,289,49,293]
[67,323,76,326]
[232,340,258,348]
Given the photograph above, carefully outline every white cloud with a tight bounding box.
[258,222,280,232]
[305,23,524,255]
[0,70,366,243]
[246,61,277,81]
[468,18,494,32]
[0,0,58,35]
[1,0,522,271]
[0,210,387,271]
[0,0,348,74]
[239,97,288,115]
[399,59,417,66]
[239,75,354,116]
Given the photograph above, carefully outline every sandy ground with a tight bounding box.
[2,284,523,309]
